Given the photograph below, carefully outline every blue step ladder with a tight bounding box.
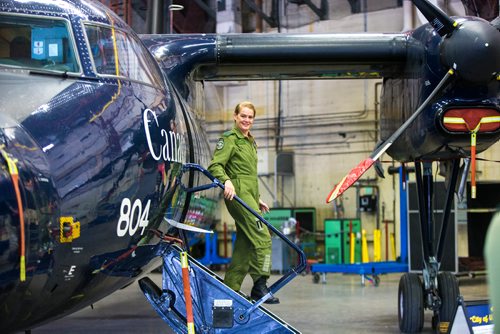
[139,163,307,333]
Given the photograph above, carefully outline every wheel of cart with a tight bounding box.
[312,272,327,284]
[363,274,380,287]
[313,272,319,284]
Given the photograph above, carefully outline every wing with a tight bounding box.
[141,33,411,82]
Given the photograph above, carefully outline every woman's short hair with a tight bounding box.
[234,101,256,116]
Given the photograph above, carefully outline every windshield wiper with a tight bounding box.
[28,68,99,81]
[29,68,71,78]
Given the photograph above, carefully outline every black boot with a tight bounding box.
[251,277,280,304]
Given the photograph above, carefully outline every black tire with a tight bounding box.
[398,273,424,333]
[138,277,162,303]
[139,277,185,322]
[313,272,320,284]
[373,275,380,287]
[436,272,460,330]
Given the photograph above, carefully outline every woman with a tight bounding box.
[207,101,279,304]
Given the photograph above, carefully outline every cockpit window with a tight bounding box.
[0,14,80,73]
[84,24,163,87]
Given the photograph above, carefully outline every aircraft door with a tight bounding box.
[166,89,218,242]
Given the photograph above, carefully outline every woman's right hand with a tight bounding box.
[224,180,236,200]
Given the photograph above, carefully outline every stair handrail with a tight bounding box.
[179,163,307,319]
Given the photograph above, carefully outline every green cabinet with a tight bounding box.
[324,219,342,264]
[343,219,361,264]
[324,218,361,264]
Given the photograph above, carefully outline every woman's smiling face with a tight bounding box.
[234,106,255,136]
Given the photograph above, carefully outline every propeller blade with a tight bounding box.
[412,0,458,36]
[326,69,456,203]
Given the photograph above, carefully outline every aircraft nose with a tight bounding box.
[442,20,500,83]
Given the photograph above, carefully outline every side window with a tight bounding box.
[0,14,80,72]
[85,24,163,87]
[85,25,116,75]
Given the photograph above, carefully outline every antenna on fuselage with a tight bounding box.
[145,1,183,34]
[168,4,184,34]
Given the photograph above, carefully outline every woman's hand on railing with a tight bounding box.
[259,199,269,214]
[223,180,236,200]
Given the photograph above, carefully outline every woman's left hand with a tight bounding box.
[259,199,270,214]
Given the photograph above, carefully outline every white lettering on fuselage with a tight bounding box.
[116,197,151,237]
[68,265,76,276]
[64,265,77,281]
[143,108,185,163]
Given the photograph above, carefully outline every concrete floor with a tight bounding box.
[27,270,488,334]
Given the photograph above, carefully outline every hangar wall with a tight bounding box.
[201,4,500,262]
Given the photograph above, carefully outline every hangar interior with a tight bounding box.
[101,0,500,279]
[137,0,499,275]
[35,1,498,333]
[2,0,500,333]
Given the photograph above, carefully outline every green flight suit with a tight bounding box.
[207,126,272,292]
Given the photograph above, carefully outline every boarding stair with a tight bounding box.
[139,163,306,333]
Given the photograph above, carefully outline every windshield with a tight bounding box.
[0,14,80,73]
[84,23,163,87]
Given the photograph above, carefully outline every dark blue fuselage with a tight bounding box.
[0,1,214,332]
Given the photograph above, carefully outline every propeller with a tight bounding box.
[412,0,457,36]
[326,69,455,203]
[326,0,500,203]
